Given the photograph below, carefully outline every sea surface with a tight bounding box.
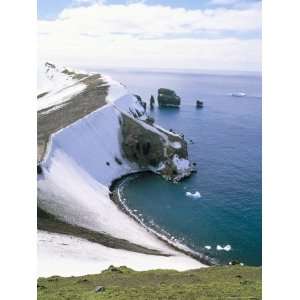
[100,68,262,266]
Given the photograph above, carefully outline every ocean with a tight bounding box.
[100,68,262,266]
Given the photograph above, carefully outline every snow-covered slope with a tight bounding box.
[38,62,88,111]
[38,231,204,277]
[37,63,202,276]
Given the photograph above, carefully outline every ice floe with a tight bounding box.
[186,191,201,198]
[216,245,232,251]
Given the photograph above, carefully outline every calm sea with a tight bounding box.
[100,68,261,266]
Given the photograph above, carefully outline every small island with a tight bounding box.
[196,100,204,108]
[157,88,181,107]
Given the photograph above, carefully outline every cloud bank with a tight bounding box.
[38,2,261,71]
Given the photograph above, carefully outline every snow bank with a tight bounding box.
[38,148,174,253]
[37,64,204,276]
[38,231,203,277]
[38,63,88,111]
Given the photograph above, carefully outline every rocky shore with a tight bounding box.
[109,173,215,266]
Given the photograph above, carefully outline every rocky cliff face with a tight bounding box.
[157,88,181,107]
[120,112,192,182]
[37,64,199,275]
[38,62,192,183]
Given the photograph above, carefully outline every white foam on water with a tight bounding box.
[204,245,212,250]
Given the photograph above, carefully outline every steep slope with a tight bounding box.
[37,63,203,276]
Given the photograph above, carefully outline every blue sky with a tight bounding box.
[38,0,261,71]
[38,0,261,19]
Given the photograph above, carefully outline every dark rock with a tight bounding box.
[196,100,204,108]
[107,265,123,273]
[134,94,147,110]
[158,88,181,107]
[37,164,42,175]
[37,284,46,289]
[144,116,155,125]
[134,94,142,102]
[45,62,56,69]
[76,278,89,284]
[106,161,110,166]
[114,157,123,165]
[95,286,105,293]
[150,95,155,109]
[120,113,188,175]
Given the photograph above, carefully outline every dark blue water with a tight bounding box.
[104,69,262,266]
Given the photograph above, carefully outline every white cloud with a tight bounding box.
[73,0,104,4]
[210,0,240,5]
[38,2,261,71]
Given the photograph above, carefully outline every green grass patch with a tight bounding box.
[38,265,261,300]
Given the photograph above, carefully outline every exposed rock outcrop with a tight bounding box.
[150,95,155,109]
[157,88,181,107]
[196,100,204,108]
[120,112,192,182]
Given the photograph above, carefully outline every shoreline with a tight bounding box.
[109,172,215,266]
[38,64,210,276]
[37,207,169,256]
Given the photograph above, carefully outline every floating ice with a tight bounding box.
[216,244,232,251]
[229,92,246,97]
[186,191,201,198]
[204,245,211,250]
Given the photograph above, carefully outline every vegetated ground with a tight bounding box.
[37,265,261,300]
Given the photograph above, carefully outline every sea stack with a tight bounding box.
[157,88,181,107]
[196,100,204,108]
[150,95,155,109]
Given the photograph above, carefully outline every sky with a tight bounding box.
[38,0,261,72]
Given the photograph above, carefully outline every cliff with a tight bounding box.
[37,63,203,277]
[157,88,181,107]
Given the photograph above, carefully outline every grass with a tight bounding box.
[37,265,261,300]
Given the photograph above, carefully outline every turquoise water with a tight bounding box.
[104,69,262,266]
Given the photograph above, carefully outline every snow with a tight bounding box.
[38,93,201,258]
[172,154,191,173]
[171,141,182,149]
[154,124,181,138]
[38,64,203,277]
[38,83,86,111]
[38,231,204,277]
[37,63,87,111]
[38,148,174,253]
[102,75,128,103]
